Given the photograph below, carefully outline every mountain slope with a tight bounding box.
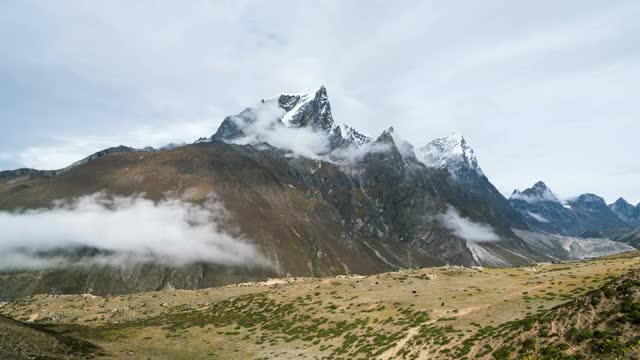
[610,197,640,226]
[417,133,529,234]
[1,251,638,360]
[616,226,640,248]
[0,314,100,359]
[0,87,632,299]
[471,265,640,359]
[509,181,586,236]
[0,135,545,299]
[513,229,634,260]
[0,141,420,298]
[0,146,135,181]
[569,193,630,236]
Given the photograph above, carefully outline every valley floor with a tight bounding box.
[2,251,640,359]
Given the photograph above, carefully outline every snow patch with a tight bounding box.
[417,132,483,176]
[280,90,317,127]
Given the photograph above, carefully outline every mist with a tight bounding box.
[330,141,391,162]
[526,211,551,223]
[438,206,500,242]
[0,193,268,271]
[232,101,330,159]
[510,190,559,203]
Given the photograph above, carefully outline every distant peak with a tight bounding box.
[416,132,483,176]
[579,193,603,200]
[277,85,326,99]
[613,197,630,206]
[568,193,612,212]
[509,180,559,203]
[609,197,636,214]
[375,127,396,143]
[532,181,549,191]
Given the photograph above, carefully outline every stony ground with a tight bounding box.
[1,251,639,359]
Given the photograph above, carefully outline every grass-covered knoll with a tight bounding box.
[470,266,640,359]
[0,251,639,359]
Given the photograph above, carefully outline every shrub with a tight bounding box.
[521,337,536,352]
[593,338,621,354]
[492,346,513,360]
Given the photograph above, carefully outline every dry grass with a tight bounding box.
[1,251,639,359]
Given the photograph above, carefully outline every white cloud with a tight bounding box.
[330,141,391,162]
[0,193,268,270]
[231,101,330,159]
[509,189,559,203]
[526,211,550,223]
[438,206,500,242]
[229,100,396,162]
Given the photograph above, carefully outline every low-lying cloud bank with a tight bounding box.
[438,206,500,242]
[0,193,268,271]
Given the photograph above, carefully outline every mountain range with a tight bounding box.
[509,181,640,241]
[0,85,637,299]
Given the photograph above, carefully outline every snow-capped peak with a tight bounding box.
[277,86,333,130]
[509,181,560,203]
[332,123,373,148]
[210,85,372,151]
[279,90,319,127]
[416,132,483,176]
[575,193,605,203]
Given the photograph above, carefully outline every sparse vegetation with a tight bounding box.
[0,251,638,359]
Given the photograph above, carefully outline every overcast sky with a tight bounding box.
[1,1,638,204]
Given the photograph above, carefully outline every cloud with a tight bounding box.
[438,206,500,242]
[509,190,559,204]
[389,130,420,160]
[227,99,397,163]
[0,193,268,271]
[526,211,550,223]
[231,101,330,159]
[330,141,391,162]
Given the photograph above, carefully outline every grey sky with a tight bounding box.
[1,1,638,203]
